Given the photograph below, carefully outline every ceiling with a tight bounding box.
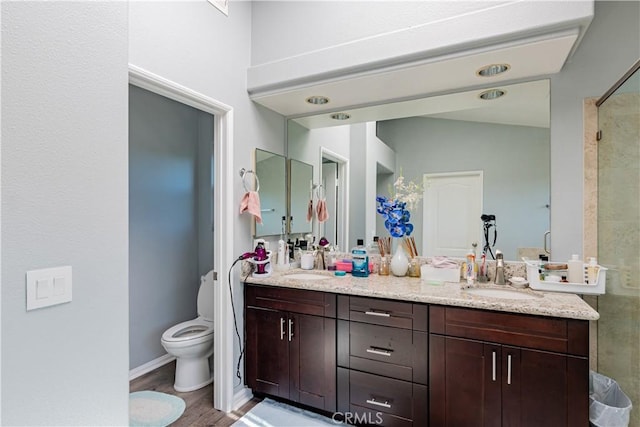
[251,31,574,129]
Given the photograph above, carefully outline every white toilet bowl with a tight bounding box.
[161,271,215,392]
[161,318,213,392]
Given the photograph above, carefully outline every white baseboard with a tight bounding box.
[129,353,176,381]
[233,387,254,410]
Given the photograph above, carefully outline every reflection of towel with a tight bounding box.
[316,199,328,223]
[431,256,458,269]
[306,199,313,222]
[240,191,262,223]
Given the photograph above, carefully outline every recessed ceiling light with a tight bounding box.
[476,63,510,77]
[479,89,506,100]
[330,112,350,120]
[306,96,330,105]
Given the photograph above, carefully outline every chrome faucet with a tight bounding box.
[494,250,506,285]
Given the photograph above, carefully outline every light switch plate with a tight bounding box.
[26,266,72,311]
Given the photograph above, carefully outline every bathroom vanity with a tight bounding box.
[244,270,598,426]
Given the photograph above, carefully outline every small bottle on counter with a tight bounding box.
[465,251,476,285]
[351,239,369,278]
[408,258,421,278]
[587,257,600,284]
[379,256,390,276]
[567,254,583,283]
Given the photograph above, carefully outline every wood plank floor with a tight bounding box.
[130,361,261,426]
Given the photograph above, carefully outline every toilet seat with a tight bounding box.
[162,318,213,343]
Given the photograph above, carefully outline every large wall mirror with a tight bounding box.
[254,149,287,237]
[287,79,551,260]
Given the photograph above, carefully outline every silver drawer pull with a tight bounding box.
[366,398,391,409]
[492,351,496,382]
[280,317,285,340]
[366,347,393,357]
[365,310,391,318]
[507,354,512,385]
[288,318,294,342]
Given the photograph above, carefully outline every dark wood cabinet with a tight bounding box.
[244,284,591,426]
[429,305,589,427]
[245,285,336,412]
[337,295,429,426]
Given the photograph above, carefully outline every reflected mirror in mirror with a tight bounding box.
[288,158,313,235]
[254,149,287,237]
[287,79,550,260]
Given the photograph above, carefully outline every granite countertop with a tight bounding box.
[244,268,600,321]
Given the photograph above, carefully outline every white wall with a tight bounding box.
[1,2,129,425]
[550,0,640,261]
[365,123,396,246]
[129,0,285,396]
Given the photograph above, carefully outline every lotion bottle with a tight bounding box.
[278,239,288,266]
[587,257,599,284]
[567,254,583,283]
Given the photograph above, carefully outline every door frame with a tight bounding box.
[128,65,236,412]
[319,147,349,252]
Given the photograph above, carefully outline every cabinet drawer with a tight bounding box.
[429,305,589,356]
[339,295,428,331]
[343,322,427,384]
[349,404,413,427]
[245,284,336,317]
[350,370,414,419]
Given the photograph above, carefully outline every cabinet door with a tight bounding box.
[502,346,581,427]
[430,335,501,427]
[289,313,337,411]
[245,307,289,398]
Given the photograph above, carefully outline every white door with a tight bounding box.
[423,171,483,257]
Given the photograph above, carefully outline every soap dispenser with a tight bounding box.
[494,250,506,285]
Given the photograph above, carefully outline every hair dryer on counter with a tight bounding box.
[240,240,272,277]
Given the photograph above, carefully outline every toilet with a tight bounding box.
[161,270,215,392]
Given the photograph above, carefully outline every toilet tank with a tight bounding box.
[197,270,215,321]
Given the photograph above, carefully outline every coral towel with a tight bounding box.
[306,199,313,222]
[316,199,329,223]
[240,191,262,223]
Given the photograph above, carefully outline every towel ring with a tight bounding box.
[314,184,325,199]
[239,168,260,192]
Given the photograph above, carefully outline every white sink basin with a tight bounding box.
[465,288,540,300]
[284,273,331,281]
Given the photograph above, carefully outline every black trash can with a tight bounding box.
[589,371,633,427]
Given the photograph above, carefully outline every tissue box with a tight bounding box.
[421,264,460,283]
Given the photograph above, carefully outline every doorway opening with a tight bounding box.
[319,148,349,251]
[128,65,236,412]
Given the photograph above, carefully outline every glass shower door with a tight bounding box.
[596,61,640,427]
